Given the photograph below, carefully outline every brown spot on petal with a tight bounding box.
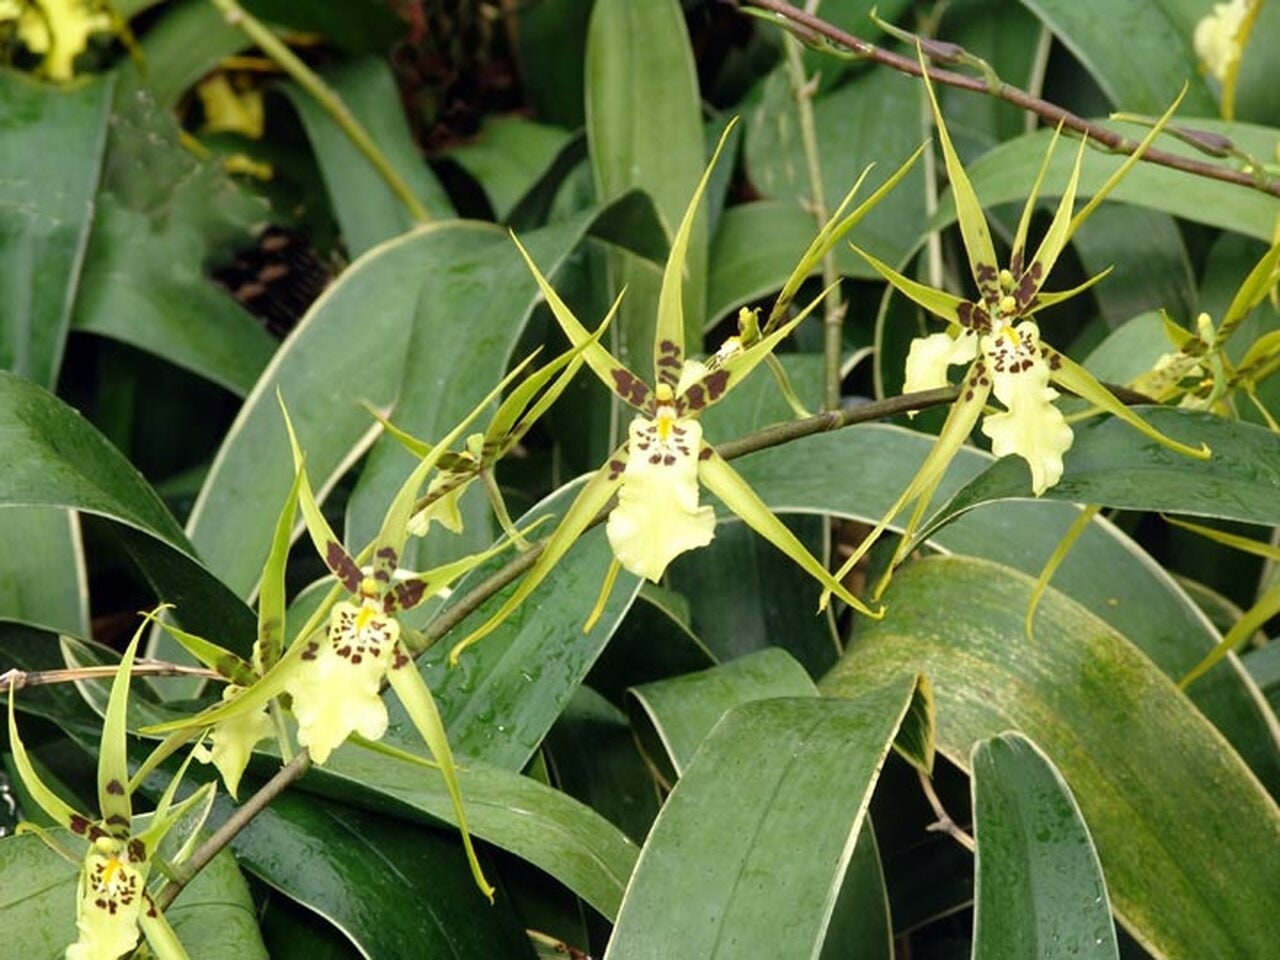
[105,779,124,795]
[327,542,362,592]
[611,369,651,408]
[608,459,626,479]
[698,446,713,461]
[704,370,730,403]
[394,580,426,610]
[128,839,146,861]
[70,815,90,835]
[106,814,129,828]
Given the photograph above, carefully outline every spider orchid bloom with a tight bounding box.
[821,50,1210,606]
[142,374,551,903]
[447,120,916,665]
[1,0,114,81]
[1132,236,1280,425]
[372,330,608,544]
[8,625,214,960]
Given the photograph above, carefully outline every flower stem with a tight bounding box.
[153,750,311,911]
[207,0,432,223]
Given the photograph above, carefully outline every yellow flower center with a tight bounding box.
[999,268,1015,291]
[998,294,1018,318]
[1001,323,1022,347]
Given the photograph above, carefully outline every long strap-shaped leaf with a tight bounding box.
[386,653,494,901]
[653,119,739,386]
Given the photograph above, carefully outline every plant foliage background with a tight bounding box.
[1,0,1278,958]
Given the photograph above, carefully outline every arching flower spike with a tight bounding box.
[8,620,215,960]
[822,48,1209,606]
[447,120,925,665]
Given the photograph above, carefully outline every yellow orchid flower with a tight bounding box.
[5,0,113,81]
[822,48,1209,605]
[8,621,215,960]
[446,120,929,665]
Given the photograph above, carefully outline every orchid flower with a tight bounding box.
[8,621,215,960]
[0,0,113,81]
[143,367,566,901]
[1132,236,1280,426]
[822,50,1210,606]
[446,120,928,665]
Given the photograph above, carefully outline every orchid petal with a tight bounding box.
[195,689,272,799]
[904,331,979,394]
[386,518,543,614]
[1182,578,1280,689]
[510,230,648,409]
[386,650,495,901]
[916,44,1000,305]
[449,456,626,664]
[1217,235,1280,344]
[698,449,883,619]
[654,119,740,385]
[1022,267,1113,317]
[1010,123,1064,275]
[850,243,972,326]
[1048,348,1212,460]
[137,899,190,960]
[7,687,84,831]
[767,144,926,332]
[980,324,1075,495]
[98,623,144,835]
[1023,134,1087,305]
[606,417,715,581]
[825,373,991,607]
[256,468,303,673]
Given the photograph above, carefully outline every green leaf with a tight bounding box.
[447,117,574,222]
[0,372,255,655]
[302,746,640,921]
[823,556,1280,958]
[0,72,112,388]
[604,679,918,959]
[951,119,1280,241]
[728,427,1280,794]
[224,790,530,959]
[280,57,454,256]
[971,732,1119,959]
[137,0,251,109]
[628,647,816,780]
[0,508,87,637]
[587,0,707,362]
[163,847,268,960]
[1016,0,1215,113]
[73,72,275,397]
[919,408,1280,539]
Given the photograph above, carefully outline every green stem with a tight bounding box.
[783,35,844,411]
[207,0,432,223]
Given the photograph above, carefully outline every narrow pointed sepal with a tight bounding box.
[697,449,883,619]
[385,651,495,902]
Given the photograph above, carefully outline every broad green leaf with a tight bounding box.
[919,408,1280,539]
[73,72,275,397]
[952,119,1280,241]
[137,0,251,108]
[0,72,112,388]
[1016,0,1215,113]
[280,57,454,256]
[386,479,641,771]
[545,687,662,845]
[0,372,255,653]
[587,0,706,364]
[223,790,531,959]
[513,0,595,128]
[190,197,662,600]
[971,732,1119,960]
[302,746,640,921]
[0,508,87,637]
[1068,205,1195,327]
[0,834,265,960]
[604,679,918,960]
[823,556,1280,958]
[448,117,574,222]
[628,647,816,779]
[728,427,1280,794]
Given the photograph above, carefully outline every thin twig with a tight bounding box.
[737,0,1280,199]
[917,768,975,852]
[0,662,221,694]
[207,0,433,221]
[153,751,311,910]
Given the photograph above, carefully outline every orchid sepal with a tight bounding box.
[697,449,883,619]
[386,655,494,901]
